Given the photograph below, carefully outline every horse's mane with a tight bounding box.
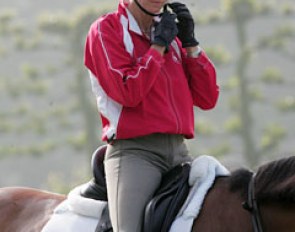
[255,156,295,205]
[229,168,252,199]
[229,156,295,205]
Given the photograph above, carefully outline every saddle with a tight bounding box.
[143,162,191,232]
[80,145,191,232]
[80,145,108,201]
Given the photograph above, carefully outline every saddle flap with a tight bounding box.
[143,163,191,232]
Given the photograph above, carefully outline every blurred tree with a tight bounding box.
[38,6,113,156]
[218,0,294,166]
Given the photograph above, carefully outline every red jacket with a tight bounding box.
[84,2,219,141]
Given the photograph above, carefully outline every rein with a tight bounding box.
[242,174,264,232]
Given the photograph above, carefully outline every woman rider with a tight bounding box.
[84,0,219,231]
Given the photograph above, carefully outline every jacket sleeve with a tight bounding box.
[84,19,164,107]
[182,50,219,110]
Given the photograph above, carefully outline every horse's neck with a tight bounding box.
[260,203,295,232]
[192,177,252,232]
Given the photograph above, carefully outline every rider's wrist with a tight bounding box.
[187,46,202,58]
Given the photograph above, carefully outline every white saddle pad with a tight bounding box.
[41,183,107,232]
[42,155,229,232]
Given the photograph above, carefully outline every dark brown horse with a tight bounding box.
[1,156,295,232]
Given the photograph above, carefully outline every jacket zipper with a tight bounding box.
[162,69,181,134]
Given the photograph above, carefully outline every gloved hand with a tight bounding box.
[151,10,178,50]
[168,2,199,48]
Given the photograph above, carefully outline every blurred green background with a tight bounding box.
[0,0,294,193]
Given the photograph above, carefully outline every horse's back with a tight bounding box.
[0,187,65,232]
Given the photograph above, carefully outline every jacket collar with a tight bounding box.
[118,1,145,36]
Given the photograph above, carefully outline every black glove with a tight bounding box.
[168,2,199,48]
[151,10,178,50]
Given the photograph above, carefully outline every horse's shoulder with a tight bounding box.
[210,176,231,194]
